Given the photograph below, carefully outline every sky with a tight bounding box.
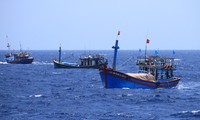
[0,0,200,50]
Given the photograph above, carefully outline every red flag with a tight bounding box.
[118,31,120,35]
[146,39,150,44]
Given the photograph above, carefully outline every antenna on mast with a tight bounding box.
[58,43,62,63]
[20,42,22,52]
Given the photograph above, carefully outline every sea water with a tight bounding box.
[0,50,200,120]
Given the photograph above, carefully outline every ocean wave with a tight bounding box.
[177,83,190,90]
[117,112,134,118]
[177,82,200,90]
[171,110,200,118]
[174,59,182,61]
[52,72,62,75]
[29,94,43,98]
[0,61,7,64]
[118,93,133,97]
[32,61,53,65]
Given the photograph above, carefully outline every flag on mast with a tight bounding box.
[146,39,150,44]
[118,31,120,36]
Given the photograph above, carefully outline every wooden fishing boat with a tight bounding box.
[5,52,34,64]
[4,36,34,64]
[99,32,180,89]
[53,46,108,69]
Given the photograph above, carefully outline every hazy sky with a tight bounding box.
[0,0,200,50]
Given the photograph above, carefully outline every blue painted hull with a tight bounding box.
[5,57,34,64]
[99,68,180,89]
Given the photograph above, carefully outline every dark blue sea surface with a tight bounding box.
[0,50,200,120]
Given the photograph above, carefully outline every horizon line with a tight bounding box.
[0,49,200,51]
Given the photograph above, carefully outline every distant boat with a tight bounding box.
[4,36,34,64]
[53,46,108,69]
[5,52,34,64]
[99,33,180,89]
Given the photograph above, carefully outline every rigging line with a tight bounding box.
[116,56,134,70]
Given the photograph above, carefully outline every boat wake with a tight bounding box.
[0,61,8,64]
[177,82,200,90]
[32,61,53,65]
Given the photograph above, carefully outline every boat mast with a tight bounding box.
[144,42,147,61]
[58,44,61,63]
[20,42,22,52]
[112,31,120,70]
[6,35,11,51]
[145,37,150,61]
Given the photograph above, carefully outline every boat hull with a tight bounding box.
[6,57,34,64]
[99,67,180,89]
[53,59,107,69]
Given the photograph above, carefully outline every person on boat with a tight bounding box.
[169,64,174,77]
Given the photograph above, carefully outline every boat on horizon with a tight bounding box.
[53,46,108,69]
[4,36,34,64]
[5,52,34,64]
[99,32,181,89]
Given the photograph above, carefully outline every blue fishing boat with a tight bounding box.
[5,52,34,64]
[99,33,180,89]
[53,46,108,69]
[4,36,34,64]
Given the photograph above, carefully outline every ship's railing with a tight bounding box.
[136,56,176,70]
[80,54,105,60]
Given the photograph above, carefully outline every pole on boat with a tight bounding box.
[145,38,150,61]
[20,42,22,52]
[144,42,147,61]
[112,31,120,70]
[59,44,61,63]
[6,35,11,51]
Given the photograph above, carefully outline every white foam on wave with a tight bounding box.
[0,61,7,64]
[177,82,200,90]
[117,112,134,117]
[191,110,200,114]
[118,93,133,97]
[34,94,42,97]
[177,84,190,90]
[179,110,200,115]
[174,59,181,61]
[172,110,200,117]
[32,61,53,65]
[52,72,62,75]
[122,87,130,90]
[29,94,42,98]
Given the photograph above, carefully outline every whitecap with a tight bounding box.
[0,61,7,64]
[174,59,181,61]
[117,112,134,117]
[122,88,130,90]
[177,84,190,90]
[191,110,200,114]
[29,94,42,98]
[32,61,53,65]
[34,94,42,97]
[118,93,133,97]
[127,94,133,96]
[52,72,62,75]
[177,82,200,90]
[172,110,200,117]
